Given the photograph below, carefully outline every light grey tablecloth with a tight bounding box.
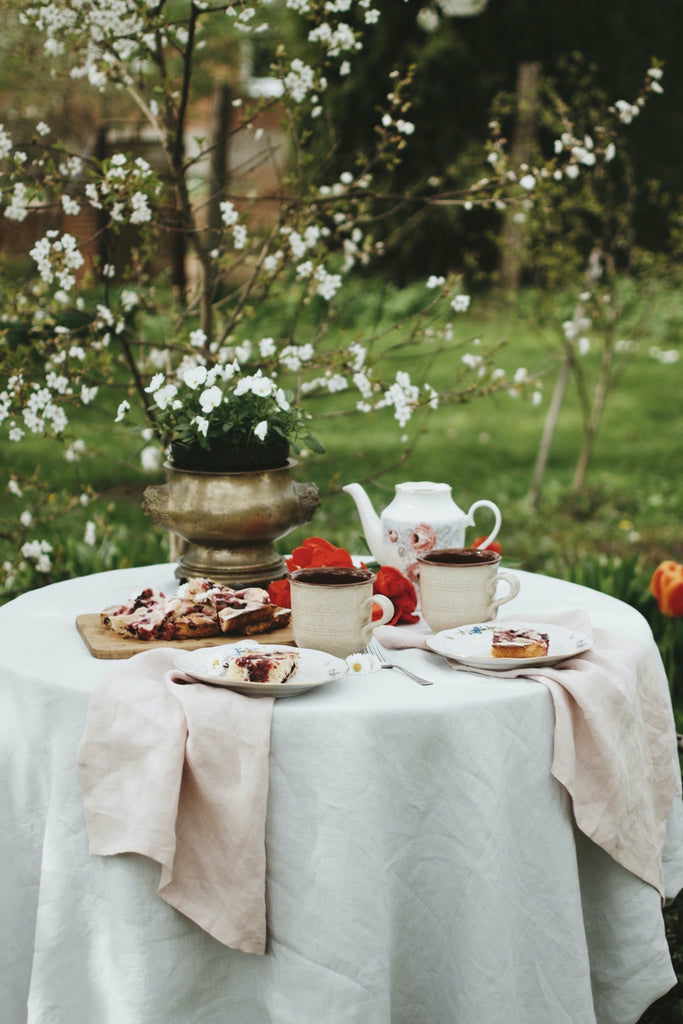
[2,564,682,1024]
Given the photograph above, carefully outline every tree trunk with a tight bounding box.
[207,82,231,253]
[527,354,571,510]
[499,60,541,293]
[571,343,612,494]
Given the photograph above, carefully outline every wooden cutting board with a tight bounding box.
[76,613,295,660]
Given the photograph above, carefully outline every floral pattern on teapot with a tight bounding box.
[385,520,464,583]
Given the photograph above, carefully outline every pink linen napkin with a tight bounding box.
[375,610,680,898]
[77,647,274,954]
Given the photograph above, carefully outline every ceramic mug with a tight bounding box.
[288,566,395,658]
[417,547,520,632]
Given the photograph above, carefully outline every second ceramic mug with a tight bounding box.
[288,566,394,658]
[417,547,520,632]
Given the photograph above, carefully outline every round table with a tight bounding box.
[1,563,682,1024]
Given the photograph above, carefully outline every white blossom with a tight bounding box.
[140,445,162,471]
[115,400,130,422]
[284,58,315,102]
[61,194,81,216]
[5,183,29,222]
[232,224,248,249]
[259,337,277,358]
[64,439,86,462]
[0,124,13,159]
[450,294,470,313]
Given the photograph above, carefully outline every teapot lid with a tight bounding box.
[396,481,451,493]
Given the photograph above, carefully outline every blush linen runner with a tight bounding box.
[375,608,680,899]
[77,647,273,954]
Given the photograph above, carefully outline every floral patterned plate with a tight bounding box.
[425,621,593,670]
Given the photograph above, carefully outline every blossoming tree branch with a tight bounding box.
[0,0,662,595]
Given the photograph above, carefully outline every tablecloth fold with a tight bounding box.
[77,647,274,953]
[376,609,680,898]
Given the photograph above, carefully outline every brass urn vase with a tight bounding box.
[141,458,320,587]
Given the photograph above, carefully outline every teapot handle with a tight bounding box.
[464,499,501,549]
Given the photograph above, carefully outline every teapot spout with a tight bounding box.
[342,483,383,562]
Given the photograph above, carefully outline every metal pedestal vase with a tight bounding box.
[141,459,320,588]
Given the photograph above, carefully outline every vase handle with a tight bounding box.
[141,483,171,527]
[295,481,321,524]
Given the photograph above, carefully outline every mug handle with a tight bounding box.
[489,571,520,615]
[465,499,501,549]
[361,594,394,643]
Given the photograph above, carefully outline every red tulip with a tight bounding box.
[650,561,683,618]
[471,536,502,555]
[286,536,354,571]
[372,565,419,625]
[266,578,291,609]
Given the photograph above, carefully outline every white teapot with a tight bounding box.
[342,480,501,576]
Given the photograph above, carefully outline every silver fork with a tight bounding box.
[366,641,434,686]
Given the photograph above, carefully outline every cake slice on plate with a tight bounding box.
[490,627,549,659]
[222,649,300,684]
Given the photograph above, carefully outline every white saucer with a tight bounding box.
[174,641,348,697]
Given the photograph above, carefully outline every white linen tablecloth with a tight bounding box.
[1,563,682,1024]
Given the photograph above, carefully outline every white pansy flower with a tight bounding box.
[153,384,179,410]
[145,372,165,393]
[199,385,222,412]
[275,388,290,411]
[183,365,208,389]
[254,420,268,441]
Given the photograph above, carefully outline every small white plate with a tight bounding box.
[425,620,593,670]
[174,641,348,698]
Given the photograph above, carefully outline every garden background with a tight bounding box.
[1,1,682,1016]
